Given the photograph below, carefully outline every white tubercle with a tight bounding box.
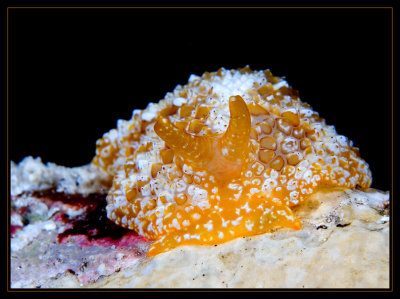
[173,97,187,107]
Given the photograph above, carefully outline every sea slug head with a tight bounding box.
[154,95,251,183]
[93,67,372,256]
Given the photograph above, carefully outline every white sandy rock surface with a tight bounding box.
[86,188,390,289]
[10,158,390,288]
[11,157,111,197]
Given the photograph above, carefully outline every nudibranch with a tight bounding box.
[92,67,372,256]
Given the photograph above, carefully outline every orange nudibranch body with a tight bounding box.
[93,67,372,256]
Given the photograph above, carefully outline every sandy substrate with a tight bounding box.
[43,188,390,289]
[10,158,390,288]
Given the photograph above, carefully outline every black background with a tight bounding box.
[8,7,392,191]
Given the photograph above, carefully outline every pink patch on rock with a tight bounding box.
[10,225,23,238]
[59,231,150,249]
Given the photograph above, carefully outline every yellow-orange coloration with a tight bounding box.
[93,67,372,256]
[154,96,250,183]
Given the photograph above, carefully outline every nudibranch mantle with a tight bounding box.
[93,67,372,256]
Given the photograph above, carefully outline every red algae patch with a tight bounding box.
[59,231,148,249]
[11,189,151,287]
[30,188,151,248]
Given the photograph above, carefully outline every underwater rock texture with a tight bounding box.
[10,158,389,288]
